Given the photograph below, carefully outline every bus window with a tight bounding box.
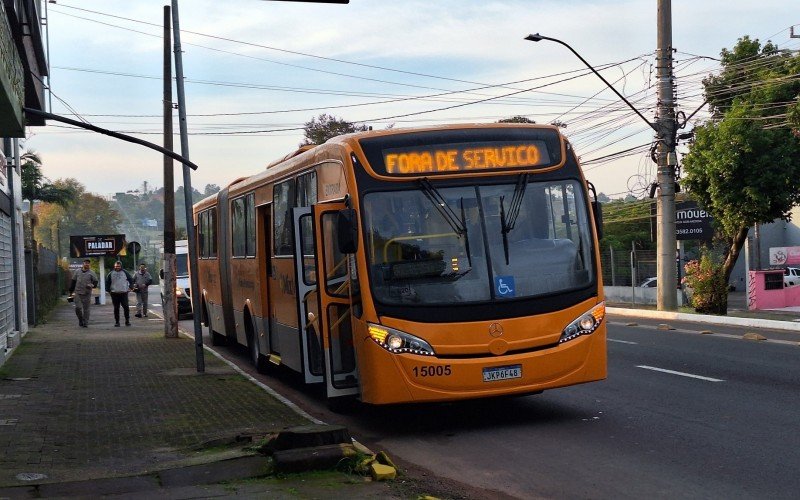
[245,193,255,257]
[363,179,594,305]
[208,208,217,258]
[273,180,295,256]
[297,172,317,262]
[322,212,352,298]
[296,171,317,206]
[232,197,246,257]
[198,210,206,257]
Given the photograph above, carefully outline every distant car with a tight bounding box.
[160,240,193,318]
[784,267,800,287]
[639,277,657,288]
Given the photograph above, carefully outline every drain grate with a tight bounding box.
[16,472,47,481]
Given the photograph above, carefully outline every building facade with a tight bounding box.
[1,0,48,364]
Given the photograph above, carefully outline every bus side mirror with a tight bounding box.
[337,209,359,254]
[591,200,604,241]
[159,269,164,280]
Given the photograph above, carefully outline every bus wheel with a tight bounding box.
[204,304,225,345]
[246,314,267,374]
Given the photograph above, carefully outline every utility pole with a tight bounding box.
[163,4,178,339]
[172,0,205,371]
[656,0,678,310]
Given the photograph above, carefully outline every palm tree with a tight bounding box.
[21,150,76,208]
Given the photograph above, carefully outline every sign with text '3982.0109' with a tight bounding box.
[69,234,127,258]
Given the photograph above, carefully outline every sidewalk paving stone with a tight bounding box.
[0,301,309,487]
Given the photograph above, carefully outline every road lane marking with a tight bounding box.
[608,339,638,345]
[636,365,724,382]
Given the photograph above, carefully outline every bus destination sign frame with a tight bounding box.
[381,140,553,176]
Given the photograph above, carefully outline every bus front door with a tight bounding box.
[312,203,360,399]
[292,207,323,384]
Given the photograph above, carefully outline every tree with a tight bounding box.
[204,183,220,196]
[301,114,369,146]
[21,151,75,208]
[682,36,800,283]
[35,179,122,253]
[599,199,654,252]
[497,116,536,124]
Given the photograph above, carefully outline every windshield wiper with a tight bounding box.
[500,173,529,265]
[417,178,472,266]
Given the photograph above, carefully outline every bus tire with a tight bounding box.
[245,311,267,374]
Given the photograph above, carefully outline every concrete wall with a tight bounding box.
[604,286,687,306]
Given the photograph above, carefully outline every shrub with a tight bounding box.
[682,250,728,315]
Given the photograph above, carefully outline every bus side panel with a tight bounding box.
[197,258,222,331]
[268,256,302,372]
[229,257,260,346]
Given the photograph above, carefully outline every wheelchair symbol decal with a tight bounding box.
[494,276,516,298]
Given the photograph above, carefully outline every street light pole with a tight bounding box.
[525,11,679,310]
[172,0,205,371]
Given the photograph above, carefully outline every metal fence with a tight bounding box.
[25,244,70,326]
[600,247,657,287]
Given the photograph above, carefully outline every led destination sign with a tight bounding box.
[382,141,552,175]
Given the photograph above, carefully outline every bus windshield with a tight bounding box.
[363,179,594,305]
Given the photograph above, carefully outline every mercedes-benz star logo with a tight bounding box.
[489,323,504,337]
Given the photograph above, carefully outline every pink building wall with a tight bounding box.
[748,271,800,310]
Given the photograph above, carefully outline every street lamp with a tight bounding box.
[524,34,656,132]
[525,32,679,310]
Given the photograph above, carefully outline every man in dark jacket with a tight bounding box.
[69,259,98,327]
[106,261,134,327]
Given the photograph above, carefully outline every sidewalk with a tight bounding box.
[0,301,413,498]
[607,291,800,333]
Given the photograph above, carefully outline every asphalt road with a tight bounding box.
[176,309,800,499]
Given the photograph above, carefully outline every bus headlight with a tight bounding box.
[560,302,605,344]
[368,323,435,356]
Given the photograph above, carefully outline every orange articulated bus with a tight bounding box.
[193,124,606,406]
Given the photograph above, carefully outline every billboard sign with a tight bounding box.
[651,200,715,241]
[769,246,800,266]
[675,201,714,241]
[69,234,127,258]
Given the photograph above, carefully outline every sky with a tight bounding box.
[26,0,798,199]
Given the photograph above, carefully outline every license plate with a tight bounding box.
[482,364,522,382]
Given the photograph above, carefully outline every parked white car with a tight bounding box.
[784,267,800,287]
[639,277,657,288]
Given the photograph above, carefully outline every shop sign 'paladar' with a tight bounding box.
[70,235,128,258]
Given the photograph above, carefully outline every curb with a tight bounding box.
[608,307,800,332]
[0,455,270,498]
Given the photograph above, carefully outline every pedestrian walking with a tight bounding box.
[133,264,153,318]
[68,259,98,327]
[106,261,134,327]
